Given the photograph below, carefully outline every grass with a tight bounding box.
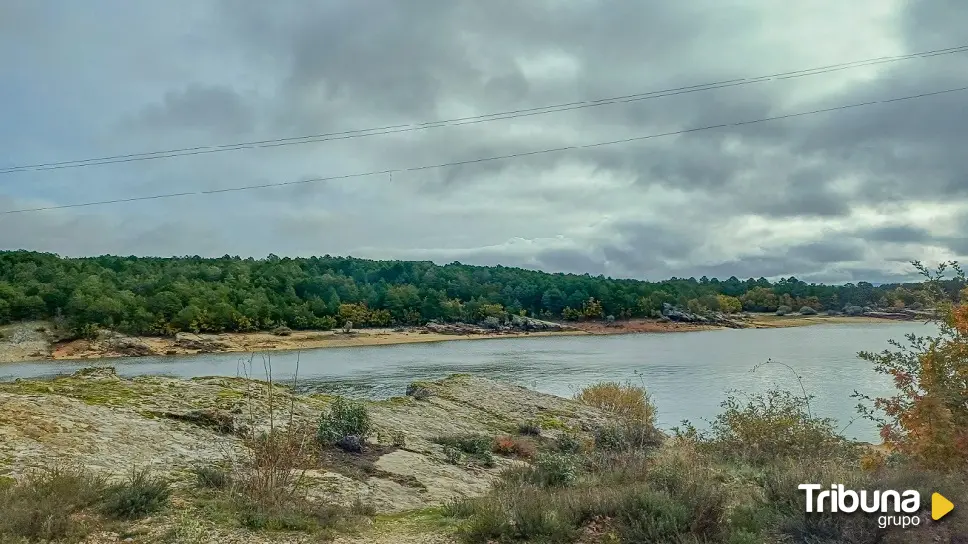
[0,465,107,542]
[451,438,968,543]
[192,464,232,490]
[448,382,968,543]
[436,434,498,466]
[100,467,172,520]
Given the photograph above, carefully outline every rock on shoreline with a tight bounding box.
[424,315,576,335]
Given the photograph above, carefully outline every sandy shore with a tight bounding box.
[0,313,911,364]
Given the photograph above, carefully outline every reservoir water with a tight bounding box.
[0,321,936,443]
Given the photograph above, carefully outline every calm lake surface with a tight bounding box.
[0,322,936,443]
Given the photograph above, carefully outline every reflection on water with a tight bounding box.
[0,322,936,443]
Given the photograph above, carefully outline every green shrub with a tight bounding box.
[235,496,356,534]
[532,453,580,487]
[0,466,106,542]
[317,397,371,445]
[517,420,542,436]
[101,467,171,520]
[72,323,100,340]
[616,489,693,541]
[556,431,583,454]
[434,434,493,456]
[441,496,478,519]
[676,388,852,465]
[477,450,496,468]
[443,445,463,465]
[593,420,663,452]
[192,465,231,490]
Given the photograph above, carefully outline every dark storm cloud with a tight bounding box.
[2,0,966,282]
[859,225,935,244]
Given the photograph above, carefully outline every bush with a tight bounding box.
[72,322,100,340]
[492,436,537,459]
[677,388,852,465]
[476,450,497,468]
[556,431,583,454]
[317,397,371,446]
[270,326,292,337]
[482,316,502,329]
[457,446,732,543]
[443,445,463,465]
[434,434,493,456]
[517,420,542,436]
[193,464,231,489]
[0,466,107,542]
[531,453,580,487]
[101,467,171,519]
[593,421,663,452]
[576,381,656,425]
[854,261,968,470]
[435,434,497,466]
[235,496,362,534]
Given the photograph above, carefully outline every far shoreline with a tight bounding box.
[0,313,917,364]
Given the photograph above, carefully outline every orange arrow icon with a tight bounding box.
[932,492,954,521]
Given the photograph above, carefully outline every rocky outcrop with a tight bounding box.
[0,367,610,516]
[660,303,748,329]
[424,316,576,336]
[508,315,572,332]
[862,310,919,320]
[101,335,156,357]
[173,333,230,353]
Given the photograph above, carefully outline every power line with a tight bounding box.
[3,44,968,175]
[4,84,965,216]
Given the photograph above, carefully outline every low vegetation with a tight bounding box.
[448,380,968,543]
[0,466,107,542]
[0,465,171,542]
[100,467,171,520]
[442,265,968,542]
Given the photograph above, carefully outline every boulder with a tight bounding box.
[337,435,365,453]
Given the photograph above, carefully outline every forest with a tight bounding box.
[0,250,956,337]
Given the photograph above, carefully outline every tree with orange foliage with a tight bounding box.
[855,261,968,470]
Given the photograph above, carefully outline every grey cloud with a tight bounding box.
[535,248,608,277]
[2,0,967,283]
[128,84,256,135]
[858,225,934,244]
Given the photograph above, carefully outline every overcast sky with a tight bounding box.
[1,0,966,283]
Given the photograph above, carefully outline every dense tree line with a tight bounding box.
[0,251,957,337]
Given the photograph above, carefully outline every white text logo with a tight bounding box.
[799,484,921,529]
